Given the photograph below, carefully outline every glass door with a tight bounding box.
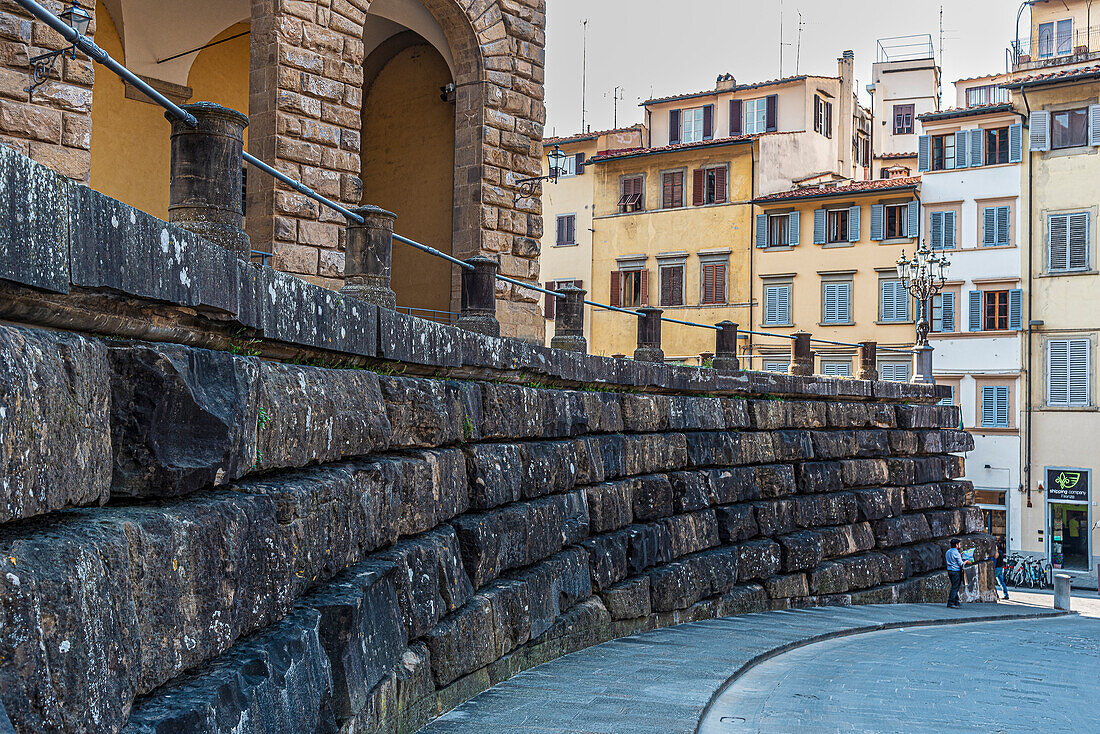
[1049,503,1089,571]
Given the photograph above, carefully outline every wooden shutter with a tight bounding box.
[997,206,1010,245]
[692,169,705,206]
[813,209,826,244]
[954,130,970,168]
[703,104,714,140]
[575,153,585,175]
[880,280,895,322]
[778,285,790,323]
[1049,213,1069,270]
[639,269,649,306]
[544,281,556,320]
[789,211,800,246]
[970,128,984,167]
[1069,212,1089,270]
[968,290,982,331]
[1089,104,1100,146]
[714,166,728,204]
[814,96,821,133]
[765,94,778,132]
[917,135,931,171]
[670,266,683,306]
[1069,339,1090,406]
[907,201,920,239]
[983,207,996,246]
[669,109,681,145]
[610,271,621,307]
[730,99,742,136]
[1008,122,1023,163]
[943,211,956,249]
[930,211,943,250]
[825,102,833,138]
[870,204,884,241]
[756,213,769,247]
[1008,288,1023,330]
[1029,112,1049,152]
[981,386,998,427]
[662,172,675,209]
[703,265,715,304]
[847,205,860,242]
[941,292,955,332]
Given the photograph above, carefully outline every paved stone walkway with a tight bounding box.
[419,604,1062,734]
[700,614,1100,733]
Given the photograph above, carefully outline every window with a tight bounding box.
[682,107,706,144]
[981,385,1011,428]
[938,384,955,407]
[612,268,647,308]
[701,261,728,305]
[768,214,791,247]
[826,209,850,244]
[555,214,576,246]
[554,155,578,178]
[745,98,768,134]
[764,283,792,325]
[1038,19,1072,58]
[893,104,914,135]
[543,279,580,320]
[1052,108,1089,150]
[618,175,644,213]
[1038,21,1055,58]
[763,361,789,374]
[983,206,1011,246]
[930,211,956,250]
[821,361,852,377]
[659,264,684,307]
[885,203,909,239]
[931,133,955,170]
[693,166,728,206]
[984,290,1010,331]
[985,128,1009,165]
[1048,338,1090,407]
[815,95,834,138]
[931,292,956,333]
[966,85,1008,107]
[879,362,911,382]
[821,281,852,325]
[880,279,910,323]
[1049,212,1090,272]
[661,171,684,209]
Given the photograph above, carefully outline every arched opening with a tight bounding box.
[358,0,483,319]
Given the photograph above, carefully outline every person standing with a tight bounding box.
[946,539,966,608]
[993,545,1009,600]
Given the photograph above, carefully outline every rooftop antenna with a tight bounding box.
[939,5,944,66]
[795,11,805,75]
[581,19,589,133]
[610,85,625,128]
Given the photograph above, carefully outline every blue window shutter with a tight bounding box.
[1027,115,1047,153]
[917,135,931,172]
[813,209,826,244]
[943,211,956,249]
[756,213,769,247]
[1069,339,1090,406]
[1008,288,1023,330]
[982,386,997,427]
[780,285,791,323]
[968,290,983,332]
[983,207,996,246]
[1090,104,1100,147]
[839,282,851,323]
[1049,214,1069,270]
[848,205,860,242]
[970,128,984,167]
[870,204,884,241]
[997,206,1010,245]
[907,201,919,239]
[996,386,1010,427]
[1048,340,1070,405]
[880,280,895,321]
[789,211,800,246]
[898,281,910,321]
[930,212,943,250]
[954,130,969,168]
[942,292,955,332]
[1069,212,1089,270]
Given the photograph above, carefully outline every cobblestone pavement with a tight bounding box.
[699,614,1100,733]
[419,604,1062,734]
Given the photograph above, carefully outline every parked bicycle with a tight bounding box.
[1004,553,1052,589]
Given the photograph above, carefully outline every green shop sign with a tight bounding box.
[1047,468,1089,504]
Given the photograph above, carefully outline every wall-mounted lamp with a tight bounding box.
[25,1,92,98]
[514,144,567,203]
[439,82,456,103]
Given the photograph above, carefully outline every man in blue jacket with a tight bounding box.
[946,538,967,608]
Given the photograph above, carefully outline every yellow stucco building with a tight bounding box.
[750,178,923,377]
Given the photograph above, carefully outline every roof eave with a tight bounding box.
[753,182,919,205]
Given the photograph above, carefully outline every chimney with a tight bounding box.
[716,73,737,92]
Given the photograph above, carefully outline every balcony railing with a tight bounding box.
[1010,25,1100,70]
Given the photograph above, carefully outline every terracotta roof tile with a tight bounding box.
[1005,64,1100,89]
[641,75,828,106]
[544,125,643,146]
[753,176,921,204]
[589,133,773,162]
[918,103,1017,122]
[879,152,917,160]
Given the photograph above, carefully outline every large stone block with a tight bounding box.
[464,443,523,510]
[668,471,712,513]
[772,430,814,461]
[762,573,809,600]
[0,144,70,293]
[750,400,827,429]
[598,576,651,621]
[840,458,889,488]
[818,522,876,559]
[808,560,849,595]
[106,342,259,498]
[623,433,688,476]
[667,395,726,431]
[714,583,769,616]
[795,462,844,494]
[660,510,719,559]
[452,496,566,589]
[903,483,946,512]
[872,513,933,548]
[376,525,473,639]
[632,474,674,521]
[715,504,759,543]
[518,440,579,499]
[619,394,669,432]
[585,481,633,534]
[826,402,895,429]
[423,596,496,687]
[560,488,591,546]
[375,450,469,538]
[777,530,823,572]
[706,466,758,504]
[0,325,111,521]
[255,361,392,471]
[379,375,478,448]
[810,431,859,460]
[895,404,960,429]
[648,560,705,612]
[573,436,608,485]
[751,499,796,536]
[925,509,964,538]
[515,547,593,638]
[580,530,629,592]
[737,539,781,581]
[792,492,857,528]
[851,486,904,521]
[755,464,797,498]
[624,522,674,574]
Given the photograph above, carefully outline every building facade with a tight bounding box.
[868,36,941,179]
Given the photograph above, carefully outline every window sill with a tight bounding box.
[761,245,796,252]
[1039,405,1098,412]
[1037,269,1098,278]
[761,323,794,329]
[971,427,1019,435]
[821,241,855,248]
[878,238,916,246]
[875,320,915,326]
[553,242,578,248]
[818,322,855,327]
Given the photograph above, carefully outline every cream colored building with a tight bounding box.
[868,36,942,178]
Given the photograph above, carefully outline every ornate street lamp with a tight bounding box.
[896,241,951,384]
[25,1,93,98]
[515,144,568,202]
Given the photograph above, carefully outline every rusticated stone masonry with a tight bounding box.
[0,0,95,181]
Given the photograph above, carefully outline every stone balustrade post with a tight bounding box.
[339,205,398,309]
[457,256,500,337]
[550,284,587,353]
[858,341,879,381]
[912,345,935,384]
[634,307,664,363]
[789,331,814,376]
[712,321,740,372]
[167,102,251,259]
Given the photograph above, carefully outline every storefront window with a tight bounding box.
[1049,504,1089,571]
[976,490,1006,544]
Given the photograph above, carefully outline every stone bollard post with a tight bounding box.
[911,345,935,384]
[550,283,588,353]
[858,341,879,380]
[167,102,251,259]
[633,307,664,363]
[712,321,740,372]
[1054,573,1072,611]
[699,351,714,366]
[789,331,814,376]
[457,256,500,337]
[340,205,398,309]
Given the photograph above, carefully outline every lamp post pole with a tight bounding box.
[897,242,951,384]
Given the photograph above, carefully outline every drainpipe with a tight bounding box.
[1022,88,1034,544]
[748,141,756,368]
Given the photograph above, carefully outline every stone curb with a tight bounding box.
[694,605,1069,733]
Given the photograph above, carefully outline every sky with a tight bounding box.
[543,0,1027,137]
